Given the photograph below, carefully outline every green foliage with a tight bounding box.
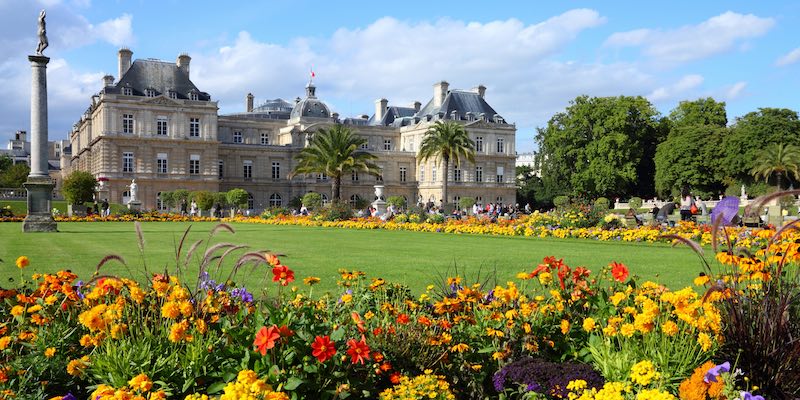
[0,163,30,188]
[0,154,12,172]
[173,189,190,204]
[722,108,800,182]
[418,121,475,204]
[594,197,610,211]
[226,188,249,209]
[553,195,570,209]
[536,95,664,198]
[386,195,407,209]
[260,207,291,219]
[458,196,476,210]
[288,196,302,210]
[426,213,445,224]
[291,125,381,202]
[159,191,177,209]
[654,125,726,197]
[191,191,215,212]
[668,97,727,128]
[318,202,353,221]
[353,195,370,210]
[302,192,324,210]
[628,197,643,210]
[750,143,800,189]
[62,170,97,205]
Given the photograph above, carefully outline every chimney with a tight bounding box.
[433,81,449,108]
[246,93,254,113]
[375,98,388,122]
[102,74,114,87]
[177,53,191,77]
[413,101,421,112]
[474,84,486,99]
[118,48,133,79]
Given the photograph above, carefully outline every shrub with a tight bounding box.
[394,213,408,223]
[302,192,323,211]
[594,197,610,211]
[458,197,476,210]
[319,202,353,221]
[261,207,291,219]
[628,196,643,210]
[226,188,249,209]
[172,189,190,204]
[288,196,303,210]
[62,171,97,205]
[159,191,176,209]
[386,195,407,210]
[426,213,445,224]
[191,191,215,213]
[553,195,569,209]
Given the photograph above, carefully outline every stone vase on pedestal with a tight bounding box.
[372,185,387,215]
[23,54,57,232]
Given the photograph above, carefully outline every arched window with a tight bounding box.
[321,194,329,205]
[269,193,282,207]
[349,194,360,207]
[122,191,130,205]
[247,193,254,210]
[156,192,167,211]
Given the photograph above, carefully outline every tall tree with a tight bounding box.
[535,95,662,199]
[417,121,475,206]
[722,108,800,182]
[0,164,30,188]
[289,125,381,202]
[654,98,728,197]
[750,143,800,190]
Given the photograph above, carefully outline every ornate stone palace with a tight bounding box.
[61,49,516,211]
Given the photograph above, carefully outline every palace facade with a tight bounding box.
[62,49,516,211]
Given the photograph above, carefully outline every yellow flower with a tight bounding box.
[27,305,42,314]
[10,305,24,317]
[582,317,596,332]
[661,320,679,336]
[0,336,11,350]
[340,294,353,303]
[66,356,90,377]
[538,272,553,285]
[44,347,56,358]
[620,323,635,338]
[560,319,570,335]
[693,275,710,286]
[630,360,660,386]
[15,256,29,269]
[698,332,712,352]
[128,373,153,392]
[450,343,470,353]
[304,276,321,286]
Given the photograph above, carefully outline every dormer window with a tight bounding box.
[168,90,177,99]
[145,88,156,97]
[189,92,199,101]
[122,87,132,96]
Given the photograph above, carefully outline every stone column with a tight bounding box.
[23,55,57,232]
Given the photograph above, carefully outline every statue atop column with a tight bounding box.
[36,10,48,56]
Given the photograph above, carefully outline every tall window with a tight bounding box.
[218,160,224,179]
[453,195,461,205]
[233,131,242,143]
[475,136,483,152]
[243,160,252,180]
[189,118,200,137]
[399,167,407,182]
[122,87,132,96]
[475,166,483,183]
[269,193,282,207]
[496,166,504,183]
[496,196,503,203]
[247,193,254,210]
[349,194,360,207]
[419,166,425,182]
[156,192,167,211]
[168,91,177,99]
[260,133,269,145]
[360,141,368,150]
[189,154,200,175]
[122,152,134,173]
[383,139,392,151]
[189,92,199,101]
[156,116,168,136]
[453,166,462,182]
[409,137,415,151]
[122,114,134,134]
[145,88,156,97]
[157,153,168,174]
[432,166,437,182]
[351,171,359,181]
[496,137,504,153]
[271,162,280,179]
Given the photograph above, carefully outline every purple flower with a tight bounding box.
[741,392,764,400]
[230,287,253,303]
[61,394,77,400]
[75,281,85,300]
[704,361,730,383]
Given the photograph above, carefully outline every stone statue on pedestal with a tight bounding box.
[129,179,138,202]
[740,184,747,199]
[36,10,48,56]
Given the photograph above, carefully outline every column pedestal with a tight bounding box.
[127,201,142,211]
[22,176,57,232]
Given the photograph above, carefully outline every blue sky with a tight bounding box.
[2,0,800,152]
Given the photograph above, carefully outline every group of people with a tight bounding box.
[88,199,111,217]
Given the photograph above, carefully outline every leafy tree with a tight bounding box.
[61,171,96,205]
[289,125,381,202]
[722,108,800,182]
[386,195,406,210]
[226,188,249,209]
[191,191,215,213]
[159,191,177,209]
[302,192,323,211]
[535,95,663,199]
[0,164,30,188]
[668,97,727,127]
[0,155,12,172]
[417,121,475,206]
[458,196,475,210]
[516,165,537,206]
[750,143,800,190]
[173,189,190,204]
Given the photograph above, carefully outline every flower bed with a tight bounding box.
[2,223,796,399]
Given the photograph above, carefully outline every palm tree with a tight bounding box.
[289,125,381,203]
[750,143,800,190]
[418,120,475,207]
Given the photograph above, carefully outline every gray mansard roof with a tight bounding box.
[417,90,501,121]
[103,59,211,101]
[368,106,417,126]
[290,83,331,119]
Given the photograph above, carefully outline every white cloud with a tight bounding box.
[775,47,800,66]
[647,74,704,102]
[605,11,774,66]
[90,13,133,47]
[724,81,747,99]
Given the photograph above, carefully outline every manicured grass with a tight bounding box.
[0,222,707,294]
[0,200,129,215]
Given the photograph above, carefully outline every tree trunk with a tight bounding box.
[777,171,783,191]
[332,175,341,203]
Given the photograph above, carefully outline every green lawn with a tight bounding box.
[0,222,707,295]
[0,200,129,216]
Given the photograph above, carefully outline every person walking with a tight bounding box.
[101,199,109,217]
[190,200,197,217]
[180,199,188,216]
